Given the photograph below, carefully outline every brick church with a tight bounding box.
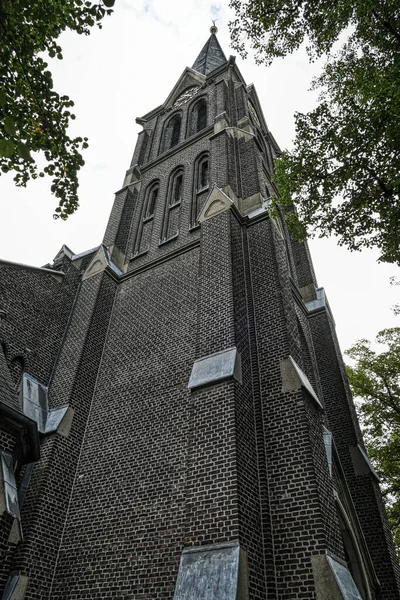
[0,28,399,600]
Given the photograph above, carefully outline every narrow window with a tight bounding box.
[196,100,207,132]
[160,113,182,154]
[134,182,159,255]
[336,503,370,600]
[188,99,207,137]
[146,187,158,217]
[170,115,181,148]
[162,169,184,242]
[172,174,183,205]
[191,153,210,228]
[199,159,209,190]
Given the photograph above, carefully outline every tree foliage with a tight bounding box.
[0,0,115,219]
[346,328,400,555]
[229,1,400,265]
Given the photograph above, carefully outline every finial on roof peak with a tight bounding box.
[192,23,226,75]
[210,19,218,35]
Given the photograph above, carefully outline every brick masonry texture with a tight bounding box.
[0,34,399,600]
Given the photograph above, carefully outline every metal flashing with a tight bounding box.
[2,572,29,600]
[188,347,242,390]
[0,259,65,283]
[22,373,71,436]
[174,541,248,600]
[1,452,20,519]
[305,287,326,312]
[322,426,333,477]
[71,247,98,261]
[326,555,363,600]
[350,445,380,481]
[281,356,323,408]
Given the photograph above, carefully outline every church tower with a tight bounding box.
[0,29,399,600]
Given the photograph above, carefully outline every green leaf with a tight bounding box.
[4,116,17,136]
[0,91,6,108]
[102,0,115,6]
[16,141,32,161]
[0,139,16,158]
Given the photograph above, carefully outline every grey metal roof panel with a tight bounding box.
[192,34,227,75]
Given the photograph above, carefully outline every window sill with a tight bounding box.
[197,185,209,194]
[143,215,154,223]
[159,233,179,247]
[189,223,201,232]
[168,201,181,208]
[131,249,148,260]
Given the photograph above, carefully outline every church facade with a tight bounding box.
[0,31,399,600]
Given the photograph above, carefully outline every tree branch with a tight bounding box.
[371,10,400,45]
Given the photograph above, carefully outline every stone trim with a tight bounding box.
[350,445,380,481]
[280,356,323,408]
[173,541,248,600]
[188,347,242,390]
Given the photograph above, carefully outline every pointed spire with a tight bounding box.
[192,29,227,76]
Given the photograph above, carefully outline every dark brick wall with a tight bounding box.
[309,310,400,598]
[125,136,210,271]
[248,217,346,599]
[0,264,79,387]
[231,215,269,599]
[11,273,117,599]
[1,45,399,600]
[197,212,235,356]
[114,187,137,257]
[49,249,199,599]
[290,238,318,290]
[103,189,130,248]
[240,137,259,200]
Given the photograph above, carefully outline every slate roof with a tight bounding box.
[0,344,20,412]
[192,33,227,75]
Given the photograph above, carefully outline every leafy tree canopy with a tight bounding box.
[229,1,400,265]
[346,328,400,556]
[0,0,115,219]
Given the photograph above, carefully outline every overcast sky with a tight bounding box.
[0,0,398,355]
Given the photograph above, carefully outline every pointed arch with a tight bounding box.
[187,97,208,137]
[336,498,372,600]
[133,180,160,256]
[191,152,210,228]
[161,167,184,243]
[160,112,182,154]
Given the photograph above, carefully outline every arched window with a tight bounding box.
[198,157,209,190]
[170,116,181,147]
[191,153,210,228]
[161,168,184,243]
[146,186,158,218]
[197,101,207,131]
[188,98,207,137]
[336,500,371,600]
[134,181,159,256]
[160,113,182,154]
